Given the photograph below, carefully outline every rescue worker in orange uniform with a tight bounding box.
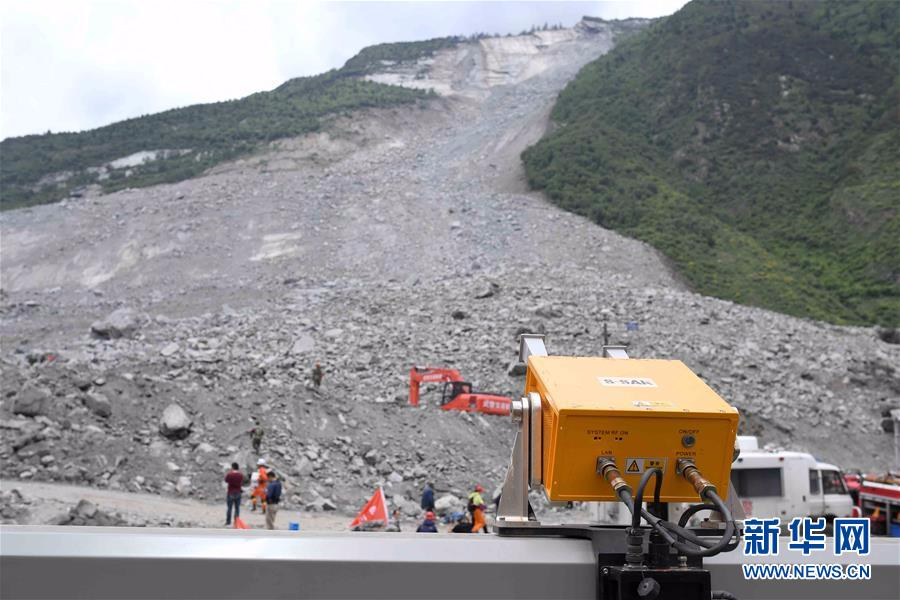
[468,484,488,534]
[251,458,269,513]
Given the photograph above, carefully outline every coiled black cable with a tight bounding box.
[619,467,741,558]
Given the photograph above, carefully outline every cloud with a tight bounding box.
[0,1,686,139]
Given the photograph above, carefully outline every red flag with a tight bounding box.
[349,487,388,529]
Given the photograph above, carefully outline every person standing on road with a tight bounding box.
[311,362,324,390]
[416,511,438,533]
[251,458,269,513]
[469,484,488,534]
[265,471,283,530]
[224,462,244,526]
[421,482,435,512]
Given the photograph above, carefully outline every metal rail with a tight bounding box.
[1,526,898,599]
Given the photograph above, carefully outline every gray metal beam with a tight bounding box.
[705,536,900,600]
[0,526,596,600]
[2,526,898,599]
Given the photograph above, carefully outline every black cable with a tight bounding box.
[678,503,717,528]
[631,467,663,530]
[615,468,740,558]
[669,499,741,552]
[664,489,738,557]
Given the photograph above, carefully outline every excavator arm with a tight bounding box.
[409,366,511,416]
[408,366,462,406]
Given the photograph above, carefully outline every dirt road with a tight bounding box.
[2,479,351,531]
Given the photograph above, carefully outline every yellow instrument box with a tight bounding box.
[525,356,739,502]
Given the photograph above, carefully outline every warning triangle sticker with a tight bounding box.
[626,460,641,473]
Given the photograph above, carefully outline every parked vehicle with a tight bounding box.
[857,474,900,537]
[725,436,855,522]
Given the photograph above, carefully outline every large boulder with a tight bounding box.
[159,403,192,440]
[83,392,112,418]
[13,384,51,417]
[290,333,315,355]
[90,308,141,339]
[434,494,460,514]
[474,281,499,299]
[175,476,192,495]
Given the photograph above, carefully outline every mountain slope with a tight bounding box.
[523,0,899,326]
[0,40,465,211]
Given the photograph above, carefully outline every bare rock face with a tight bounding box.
[12,384,51,417]
[90,308,141,339]
[159,403,192,440]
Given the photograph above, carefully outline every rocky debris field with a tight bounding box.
[1,21,898,527]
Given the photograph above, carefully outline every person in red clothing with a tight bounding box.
[224,462,244,526]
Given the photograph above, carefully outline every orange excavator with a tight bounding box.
[408,366,512,416]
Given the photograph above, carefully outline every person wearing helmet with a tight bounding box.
[468,484,488,534]
[416,510,438,533]
[251,458,269,513]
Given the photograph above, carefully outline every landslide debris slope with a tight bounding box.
[1,18,897,521]
[524,0,900,327]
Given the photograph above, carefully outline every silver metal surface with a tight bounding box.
[2,526,897,600]
[529,391,542,488]
[517,333,547,363]
[511,398,524,422]
[0,526,595,599]
[705,536,900,600]
[601,345,629,359]
[497,390,538,525]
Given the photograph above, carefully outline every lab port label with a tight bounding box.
[624,458,668,474]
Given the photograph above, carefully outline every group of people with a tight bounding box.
[224,459,283,530]
[415,483,489,534]
[246,363,323,455]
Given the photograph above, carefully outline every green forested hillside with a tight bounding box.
[0,41,453,210]
[342,37,462,75]
[523,0,899,326]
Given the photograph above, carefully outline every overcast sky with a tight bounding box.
[0,1,686,140]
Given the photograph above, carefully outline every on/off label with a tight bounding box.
[624,458,667,474]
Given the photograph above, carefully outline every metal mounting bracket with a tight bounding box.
[497,337,548,527]
[602,345,629,359]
